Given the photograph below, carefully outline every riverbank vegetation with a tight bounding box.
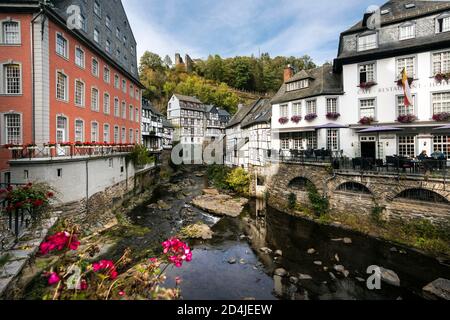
[207,165,250,196]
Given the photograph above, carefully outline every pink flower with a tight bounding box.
[39,231,80,255]
[48,272,60,285]
[118,291,125,296]
[92,260,118,280]
[80,279,88,291]
[161,238,192,268]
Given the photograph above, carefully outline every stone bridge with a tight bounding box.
[253,163,450,227]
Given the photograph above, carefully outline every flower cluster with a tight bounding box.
[278,117,289,125]
[162,238,192,268]
[1,183,53,212]
[326,112,341,120]
[290,115,302,124]
[358,81,377,89]
[92,260,118,280]
[2,144,23,149]
[40,231,80,255]
[305,113,318,121]
[434,73,450,83]
[397,114,417,123]
[433,112,450,122]
[359,116,375,125]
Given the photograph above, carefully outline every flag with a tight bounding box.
[401,68,413,107]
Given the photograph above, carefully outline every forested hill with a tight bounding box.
[139,52,316,115]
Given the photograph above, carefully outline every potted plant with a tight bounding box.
[397,114,417,123]
[291,115,302,124]
[278,117,289,125]
[45,142,57,148]
[359,116,375,125]
[4,144,23,150]
[326,112,341,120]
[434,72,450,83]
[305,113,318,121]
[432,112,450,122]
[358,81,377,89]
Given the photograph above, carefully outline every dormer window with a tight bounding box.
[399,22,415,40]
[436,13,450,33]
[381,9,390,15]
[405,3,416,9]
[357,32,377,51]
[286,79,309,92]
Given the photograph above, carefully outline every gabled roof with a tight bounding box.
[226,99,261,128]
[205,105,218,113]
[218,108,231,117]
[241,99,272,129]
[173,94,203,104]
[342,0,450,35]
[142,99,162,116]
[271,64,343,105]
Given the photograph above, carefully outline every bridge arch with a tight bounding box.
[394,188,449,204]
[336,182,372,195]
[288,177,315,191]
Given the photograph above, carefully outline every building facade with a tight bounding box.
[141,99,163,151]
[162,117,174,150]
[335,0,450,160]
[0,0,143,184]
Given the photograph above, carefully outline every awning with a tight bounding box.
[358,126,403,133]
[315,123,349,129]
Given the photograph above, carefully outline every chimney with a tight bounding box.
[284,64,294,82]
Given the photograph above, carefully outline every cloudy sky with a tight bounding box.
[123,0,386,64]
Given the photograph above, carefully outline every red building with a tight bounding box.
[0,0,144,184]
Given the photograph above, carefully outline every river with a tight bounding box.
[113,168,450,300]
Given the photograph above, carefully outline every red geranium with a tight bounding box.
[40,231,80,255]
[162,238,192,268]
[92,260,118,280]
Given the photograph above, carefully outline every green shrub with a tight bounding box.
[288,193,297,209]
[127,145,155,167]
[307,183,329,217]
[207,164,231,190]
[226,167,250,196]
[371,205,386,226]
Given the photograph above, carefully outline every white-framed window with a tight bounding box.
[280,134,290,150]
[306,132,318,150]
[56,116,68,143]
[103,124,110,143]
[56,33,68,58]
[326,98,338,113]
[135,108,139,122]
[3,63,21,94]
[432,92,450,114]
[74,119,84,142]
[116,27,120,39]
[91,87,99,111]
[280,104,288,118]
[94,1,101,17]
[292,102,301,116]
[2,21,20,44]
[306,100,317,114]
[129,128,134,143]
[286,79,309,91]
[129,105,134,121]
[136,89,140,101]
[106,39,111,53]
[122,79,127,93]
[397,95,415,116]
[114,126,119,143]
[357,33,377,51]
[114,97,120,117]
[74,79,85,106]
[433,135,450,159]
[56,71,68,101]
[106,15,111,29]
[94,28,99,43]
[399,23,415,40]
[360,98,376,119]
[103,92,110,114]
[130,84,134,97]
[80,14,86,32]
[436,14,450,33]
[91,122,99,142]
[398,135,416,158]
[4,113,21,144]
[359,63,375,83]
[135,130,140,144]
[121,127,126,143]
[327,129,339,151]
[122,101,126,119]
[432,50,450,75]
[75,47,85,68]
[104,66,110,83]
[396,56,415,79]
[92,58,99,77]
[114,74,119,88]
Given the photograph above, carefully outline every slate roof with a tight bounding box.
[342,0,450,35]
[173,94,203,105]
[240,99,272,129]
[162,117,174,128]
[218,109,231,117]
[271,64,343,105]
[226,100,260,128]
[142,99,162,116]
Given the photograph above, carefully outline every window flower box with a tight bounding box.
[359,116,374,125]
[278,117,289,125]
[45,143,57,149]
[305,113,317,121]
[396,77,414,87]
[433,112,450,122]
[397,114,417,123]
[358,81,377,89]
[290,115,302,124]
[326,112,341,120]
[60,142,73,147]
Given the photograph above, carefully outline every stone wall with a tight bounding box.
[264,163,450,227]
